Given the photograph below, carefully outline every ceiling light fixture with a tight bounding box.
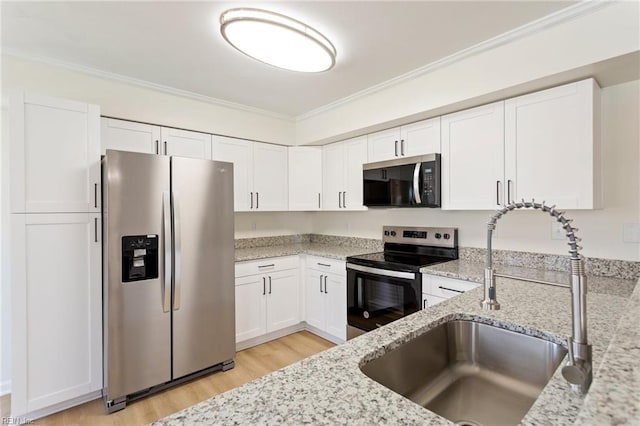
[220,8,336,73]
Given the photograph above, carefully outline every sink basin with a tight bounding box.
[360,320,567,426]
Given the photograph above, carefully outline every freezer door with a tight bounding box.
[171,157,236,378]
[103,150,171,401]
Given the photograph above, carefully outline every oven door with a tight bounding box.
[346,263,421,334]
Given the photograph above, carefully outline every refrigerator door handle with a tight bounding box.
[162,191,172,313]
[173,191,182,311]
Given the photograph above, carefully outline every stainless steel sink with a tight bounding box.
[360,320,567,426]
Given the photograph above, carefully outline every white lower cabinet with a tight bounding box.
[304,257,347,342]
[11,213,102,417]
[234,257,300,344]
[421,274,480,310]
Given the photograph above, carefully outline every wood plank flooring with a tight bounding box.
[1,331,334,425]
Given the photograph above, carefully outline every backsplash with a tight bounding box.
[459,247,640,281]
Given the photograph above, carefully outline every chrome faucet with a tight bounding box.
[482,199,592,394]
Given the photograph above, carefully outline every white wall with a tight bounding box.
[1,55,296,145]
[311,80,640,262]
[296,1,640,145]
[235,211,313,239]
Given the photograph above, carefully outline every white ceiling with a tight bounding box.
[1,1,576,117]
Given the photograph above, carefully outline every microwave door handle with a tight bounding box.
[413,163,422,204]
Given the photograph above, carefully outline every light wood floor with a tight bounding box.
[0,331,334,425]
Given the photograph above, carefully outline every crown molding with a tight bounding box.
[295,0,609,122]
[3,49,295,122]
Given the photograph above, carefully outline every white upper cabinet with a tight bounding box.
[101,118,159,154]
[211,136,254,212]
[212,136,288,212]
[253,142,288,211]
[505,79,601,209]
[441,101,505,210]
[10,91,100,214]
[441,79,601,211]
[367,118,440,162]
[288,147,322,210]
[102,118,211,160]
[160,127,212,160]
[322,136,368,211]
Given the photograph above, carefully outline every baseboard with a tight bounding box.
[236,322,345,351]
[17,390,101,421]
[0,380,11,396]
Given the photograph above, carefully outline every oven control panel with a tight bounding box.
[383,226,458,248]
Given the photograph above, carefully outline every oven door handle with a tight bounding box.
[346,263,416,280]
[413,162,422,205]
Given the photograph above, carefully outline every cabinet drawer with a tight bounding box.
[235,255,299,278]
[424,275,479,299]
[305,255,345,275]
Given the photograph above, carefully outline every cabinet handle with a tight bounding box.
[319,275,324,293]
[394,140,399,156]
[438,286,464,294]
[423,299,427,309]
[507,180,513,204]
[400,139,405,156]
[317,263,331,267]
[342,192,346,209]
[268,276,272,294]
[256,192,259,209]
[155,140,159,155]
[338,192,342,208]
[94,217,98,243]
[263,277,266,295]
[94,183,98,208]
[324,276,328,294]
[164,141,168,155]
[318,193,321,209]
[496,181,502,206]
[250,192,254,209]
[258,263,275,269]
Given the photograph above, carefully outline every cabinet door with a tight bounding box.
[401,117,441,156]
[161,127,212,160]
[288,147,322,210]
[212,136,254,212]
[343,136,368,211]
[441,101,505,210]
[253,142,288,211]
[11,213,102,416]
[505,79,600,209]
[324,272,347,341]
[10,91,100,214]
[266,269,300,333]
[235,275,267,342]
[100,118,160,155]
[367,127,401,162]
[322,142,344,210]
[304,269,326,330]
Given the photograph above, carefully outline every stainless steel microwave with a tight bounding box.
[363,153,441,208]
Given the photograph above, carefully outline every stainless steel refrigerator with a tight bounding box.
[102,150,235,413]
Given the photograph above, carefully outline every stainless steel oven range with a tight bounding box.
[346,226,458,339]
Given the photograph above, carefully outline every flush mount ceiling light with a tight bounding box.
[220,8,336,73]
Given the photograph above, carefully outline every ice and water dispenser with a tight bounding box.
[122,235,159,282]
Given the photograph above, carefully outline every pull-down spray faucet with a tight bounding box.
[482,199,592,394]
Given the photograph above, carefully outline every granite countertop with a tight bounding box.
[153,257,639,425]
[235,242,375,262]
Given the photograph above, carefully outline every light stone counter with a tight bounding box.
[153,258,639,425]
[235,242,374,262]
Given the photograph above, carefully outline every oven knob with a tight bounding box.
[435,233,442,239]
[390,231,396,237]
[363,311,370,319]
[443,233,450,240]
[384,231,389,236]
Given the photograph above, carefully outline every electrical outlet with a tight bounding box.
[252,222,257,231]
[551,221,565,240]
[623,223,640,243]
